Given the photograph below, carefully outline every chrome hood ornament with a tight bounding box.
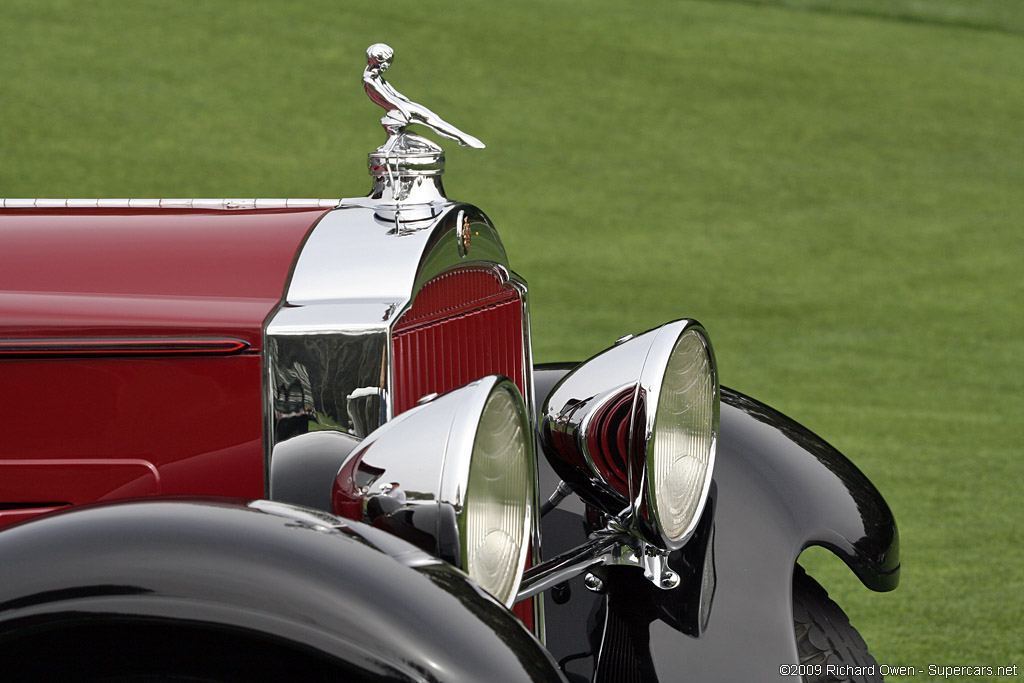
[363,43,484,205]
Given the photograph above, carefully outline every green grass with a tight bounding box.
[3,1,1023,679]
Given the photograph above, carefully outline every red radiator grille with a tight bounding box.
[391,267,536,632]
[391,268,526,416]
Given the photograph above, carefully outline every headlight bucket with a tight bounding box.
[541,319,719,549]
[332,375,534,606]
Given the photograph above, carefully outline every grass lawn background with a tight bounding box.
[3,1,1022,679]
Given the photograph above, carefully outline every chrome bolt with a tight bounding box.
[583,572,605,593]
[660,570,681,590]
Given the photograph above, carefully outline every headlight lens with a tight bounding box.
[463,385,532,605]
[647,328,717,545]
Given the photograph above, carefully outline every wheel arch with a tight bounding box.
[718,386,900,593]
[0,498,566,683]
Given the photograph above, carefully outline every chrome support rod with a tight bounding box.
[516,531,627,602]
[539,480,574,517]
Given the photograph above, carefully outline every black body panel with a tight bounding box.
[270,430,361,511]
[0,498,566,683]
[533,364,899,682]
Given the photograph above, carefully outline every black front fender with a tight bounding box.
[717,386,899,592]
[534,364,899,681]
[654,386,899,680]
[0,498,566,683]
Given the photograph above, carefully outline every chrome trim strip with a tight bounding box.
[0,336,249,357]
[508,270,544,639]
[0,198,341,210]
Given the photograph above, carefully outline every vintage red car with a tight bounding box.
[0,44,898,683]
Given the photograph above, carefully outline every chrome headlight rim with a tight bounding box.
[634,321,720,550]
[449,377,535,607]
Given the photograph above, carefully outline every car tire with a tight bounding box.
[793,565,881,683]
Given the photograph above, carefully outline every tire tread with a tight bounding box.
[793,565,881,683]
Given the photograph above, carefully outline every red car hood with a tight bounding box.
[0,207,331,351]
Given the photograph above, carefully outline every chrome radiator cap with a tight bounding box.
[362,43,484,205]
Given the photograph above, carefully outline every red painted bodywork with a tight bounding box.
[0,208,327,347]
[0,207,330,527]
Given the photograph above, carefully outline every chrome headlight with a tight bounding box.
[541,319,719,549]
[332,376,534,606]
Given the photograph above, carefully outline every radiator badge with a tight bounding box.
[461,214,472,255]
